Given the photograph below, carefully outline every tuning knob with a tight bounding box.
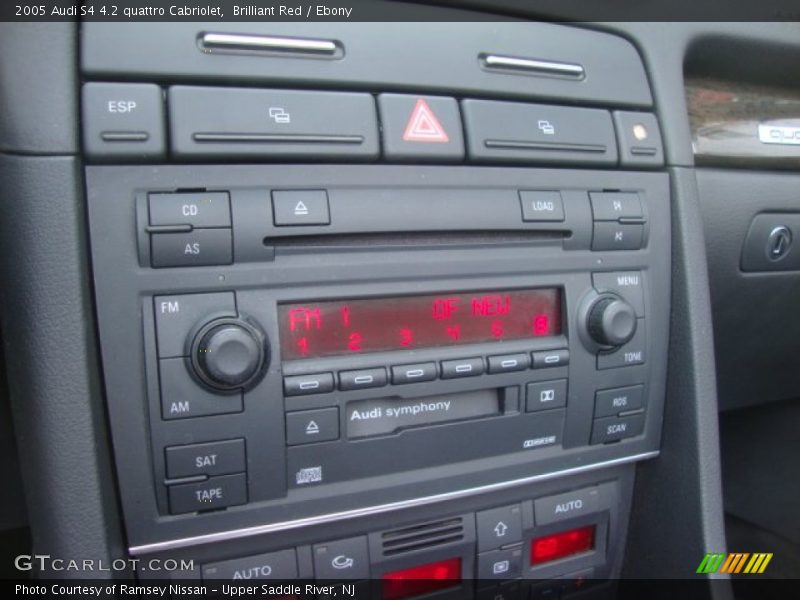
[191,318,268,391]
[587,295,637,348]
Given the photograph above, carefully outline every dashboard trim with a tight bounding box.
[128,450,659,555]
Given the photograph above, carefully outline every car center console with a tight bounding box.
[82,20,670,593]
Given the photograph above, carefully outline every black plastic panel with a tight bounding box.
[698,168,800,411]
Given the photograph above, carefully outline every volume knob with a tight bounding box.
[587,296,637,348]
[191,318,267,391]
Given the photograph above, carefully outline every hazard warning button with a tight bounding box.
[272,190,330,227]
[378,94,465,161]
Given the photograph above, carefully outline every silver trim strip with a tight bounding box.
[129,450,658,555]
[482,54,585,79]
[201,33,337,55]
[758,123,800,146]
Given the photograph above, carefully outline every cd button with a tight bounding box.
[441,357,484,379]
[283,373,335,396]
[149,191,231,228]
[487,353,531,374]
[339,367,388,391]
[391,362,437,384]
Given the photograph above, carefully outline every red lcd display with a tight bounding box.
[278,288,561,360]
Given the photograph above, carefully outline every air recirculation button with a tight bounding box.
[191,317,268,391]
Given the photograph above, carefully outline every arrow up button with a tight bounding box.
[477,504,523,551]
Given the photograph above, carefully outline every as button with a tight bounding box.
[150,229,232,268]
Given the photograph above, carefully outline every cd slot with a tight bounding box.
[266,230,567,251]
[223,186,594,263]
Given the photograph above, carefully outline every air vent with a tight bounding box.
[381,518,464,557]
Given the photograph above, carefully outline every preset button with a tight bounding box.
[284,373,335,396]
[391,362,437,384]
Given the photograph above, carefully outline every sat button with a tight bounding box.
[165,439,245,479]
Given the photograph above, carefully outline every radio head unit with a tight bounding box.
[86,164,669,553]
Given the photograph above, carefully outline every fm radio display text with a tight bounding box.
[278,288,562,360]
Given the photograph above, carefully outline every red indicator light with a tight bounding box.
[491,320,504,338]
[348,332,362,352]
[382,557,462,600]
[278,288,561,360]
[399,328,414,347]
[530,525,596,565]
[446,324,460,341]
[432,298,460,320]
[533,314,550,336]
[341,305,351,327]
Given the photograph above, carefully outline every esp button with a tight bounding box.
[82,82,166,160]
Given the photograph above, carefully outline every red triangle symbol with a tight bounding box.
[402,98,450,143]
